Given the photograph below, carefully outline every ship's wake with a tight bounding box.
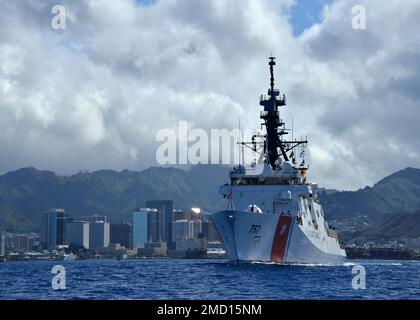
[230,260,405,267]
[247,261,355,267]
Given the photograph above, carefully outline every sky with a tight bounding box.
[0,0,419,190]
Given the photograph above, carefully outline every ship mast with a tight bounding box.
[257,57,308,169]
[238,57,308,170]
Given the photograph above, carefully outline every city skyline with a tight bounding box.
[1,200,221,258]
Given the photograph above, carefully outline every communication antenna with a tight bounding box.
[292,116,294,141]
[238,118,241,165]
[241,119,245,164]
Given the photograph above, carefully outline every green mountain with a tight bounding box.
[1,165,420,237]
[0,165,229,232]
[357,210,420,239]
[320,167,420,221]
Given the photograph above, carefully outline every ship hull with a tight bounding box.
[211,210,346,264]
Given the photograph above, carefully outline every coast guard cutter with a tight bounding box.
[210,57,346,264]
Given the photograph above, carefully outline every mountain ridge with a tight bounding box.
[319,167,420,221]
[0,165,229,232]
[1,165,420,238]
[356,210,420,239]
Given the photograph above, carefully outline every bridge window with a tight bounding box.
[231,177,300,185]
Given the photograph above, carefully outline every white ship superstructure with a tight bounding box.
[210,57,346,264]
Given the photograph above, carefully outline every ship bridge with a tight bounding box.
[229,161,305,186]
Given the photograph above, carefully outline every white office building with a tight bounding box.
[174,219,194,240]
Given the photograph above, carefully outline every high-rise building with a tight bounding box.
[41,208,70,249]
[12,234,30,252]
[68,221,90,249]
[175,208,209,222]
[89,221,110,249]
[174,219,194,240]
[147,208,161,242]
[201,221,210,240]
[145,200,173,245]
[133,208,156,248]
[0,231,5,257]
[207,220,220,241]
[192,220,203,239]
[173,209,188,221]
[191,219,219,241]
[110,223,132,249]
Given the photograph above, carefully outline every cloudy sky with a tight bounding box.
[0,0,419,190]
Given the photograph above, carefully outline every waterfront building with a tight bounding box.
[5,233,38,252]
[89,221,110,249]
[173,219,193,240]
[198,220,220,241]
[0,231,5,257]
[173,209,188,221]
[192,220,203,239]
[12,234,30,252]
[68,221,90,249]
[137,241,167,257]
[133,208,156,248]
[110,223,132,249]
[175,238,207,251]
[148,208,162,243]
[145,200,173,246]
[41,208,70,249]
[167,238,208,259]
[201,221,209,239]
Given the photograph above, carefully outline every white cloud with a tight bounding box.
[0,0,419,190]
[293,0,420,189]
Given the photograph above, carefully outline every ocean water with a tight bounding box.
[0,259,419,300]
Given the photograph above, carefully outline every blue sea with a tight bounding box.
[0,259,419,300]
